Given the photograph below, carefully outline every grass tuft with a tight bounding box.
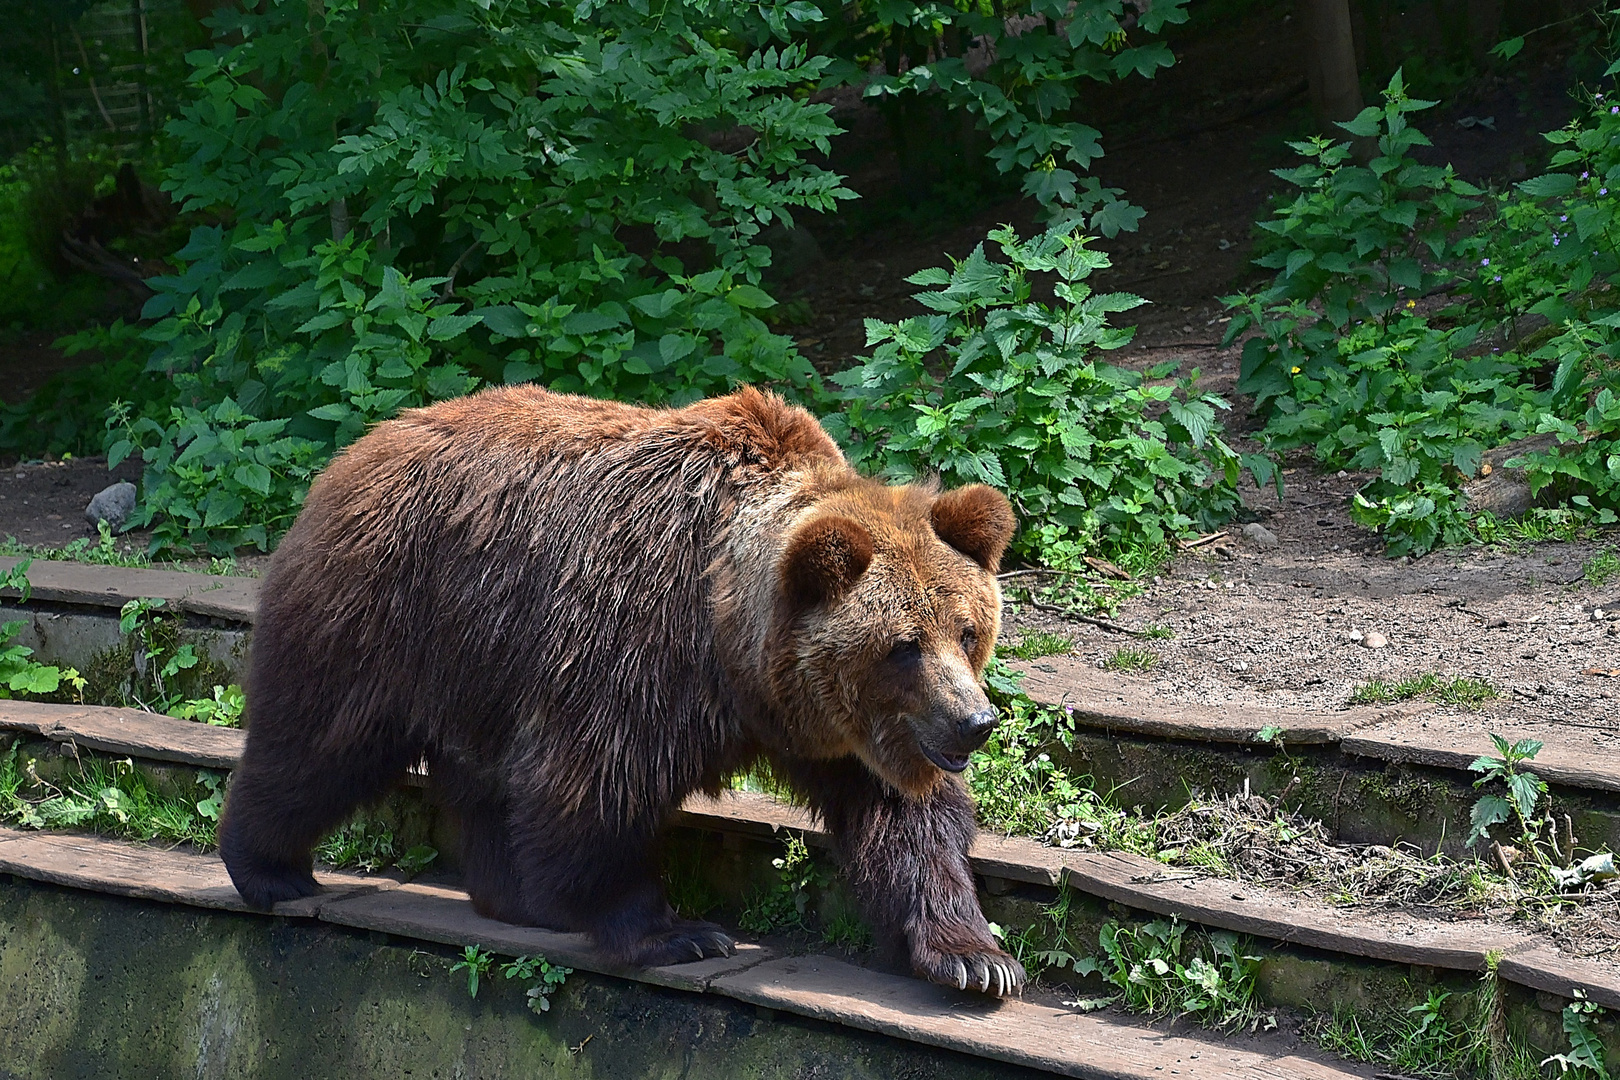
[1103,647,1159,673]
[1348,674,1497,708]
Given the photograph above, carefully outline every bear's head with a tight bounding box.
[768,480,1016,796]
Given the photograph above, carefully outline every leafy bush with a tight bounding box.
[829,223,1270,566]
[1226,72,1620,554]
[1223,71,1483,414]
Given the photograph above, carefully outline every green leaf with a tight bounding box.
[1466,794,1511,847]
[1516,173,1576,198]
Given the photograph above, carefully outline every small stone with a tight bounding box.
[1485,617,1510,629]
[1228,660,1249,672]
[84,481,137,533]
[1593,609,1609,622]
[1362,630,1389,649]
[1240,523,1279,549]
[1348,629,1364,642]
[1336,470,1348,478]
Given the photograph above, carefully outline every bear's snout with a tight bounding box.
[957,706,999,746]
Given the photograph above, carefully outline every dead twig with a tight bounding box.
[1179,531,1228,551]
[1024,598,1143,636]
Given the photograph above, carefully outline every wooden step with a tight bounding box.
[0,827,1374,1080]
[3,699,1616,1011]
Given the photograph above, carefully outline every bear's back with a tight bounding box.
[249,386,845,815]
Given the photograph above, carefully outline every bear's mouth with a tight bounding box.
[920,744,972,773]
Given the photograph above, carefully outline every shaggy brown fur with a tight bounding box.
[220,384,1024,995]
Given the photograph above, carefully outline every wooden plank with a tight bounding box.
[316,882,773,994]
[710,954,1372,1080]
[1342,716,1620,794]
[1497,949,1620,1010]
[49,706,245,769]
[0,827,389,917]
[0,698,70,736]
[1009,656,1419,745]
[1057,848,1530,971]
[0,556,259,623]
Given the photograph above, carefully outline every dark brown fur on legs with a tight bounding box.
[778,755,1025,996]
[222,384,1020,991]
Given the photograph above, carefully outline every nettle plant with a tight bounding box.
[828,224,1272,567]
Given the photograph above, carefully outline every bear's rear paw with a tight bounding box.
[629,921,736,967]
[917,947,1025,998]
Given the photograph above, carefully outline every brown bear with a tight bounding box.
[220,384,1025,997]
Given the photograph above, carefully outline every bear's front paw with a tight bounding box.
[630,920,736,967]
[916,947,1025,998]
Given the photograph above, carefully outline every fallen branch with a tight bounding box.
[1024,599,1143,636]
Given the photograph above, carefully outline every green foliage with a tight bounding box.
[501,954,572,1014]
[1586,547,1620,587]
[739,832,823,934]
[996,630,1076,661]
[1227,71,1620,555]
[451,945,495,999]
[831,223,1267,566]
[1348,673,1497,708]
[315,816,438,877]
[0,561,86,700]
[1311,987,1492,1079]
[1102,646,1158,672]
[0,738,221,849]
[118,597,200,711]
[1467,734,1548,851]
[168,683,246,728]
[1543,993,1612,1079]
[1,521,152,569]
[1225,70,1483,415]
[1083,918,1266,1030]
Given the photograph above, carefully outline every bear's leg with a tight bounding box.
[777,755,1025,998]
[506,807,733,966]
[426,755,531,925]
[220,740,416,910]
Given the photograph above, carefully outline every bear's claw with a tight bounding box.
[920,948,1025,998]
[631,922,736,967]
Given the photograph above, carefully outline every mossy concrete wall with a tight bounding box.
[0,876,1051,1080]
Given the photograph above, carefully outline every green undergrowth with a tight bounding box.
[1348,673,1499,707]
[0,520,153,569]
[0,738,223,848]
[0,734,436,877]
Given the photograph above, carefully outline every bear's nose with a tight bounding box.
[957,707,999,745]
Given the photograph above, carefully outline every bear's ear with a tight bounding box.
[780,515,874,608]
[930,485,1015,572]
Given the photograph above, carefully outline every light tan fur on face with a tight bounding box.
[714,478,1005,797]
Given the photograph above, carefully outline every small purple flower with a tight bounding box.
[1554,236,1562,245]
[1604,188,1610,196]
[1481,258,1490,266]
[1561,214,1569,221]
[1493,274,1502,282]
[1612,106,1618,113]
[1584,172,1591,179]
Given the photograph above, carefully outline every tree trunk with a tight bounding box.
[1300,0,1363,128]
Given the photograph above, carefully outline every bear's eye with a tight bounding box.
[887,638,922,664]
[961,626,979,653]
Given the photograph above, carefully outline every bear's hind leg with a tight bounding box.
[508,811,732,966]
[221,742,416,910]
